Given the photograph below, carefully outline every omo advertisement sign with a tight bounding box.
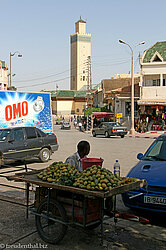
[0,91,52,133]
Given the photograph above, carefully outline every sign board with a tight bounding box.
[0,91,52,133]
[116,113,122,118]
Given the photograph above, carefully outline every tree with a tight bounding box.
[7,86,17,91]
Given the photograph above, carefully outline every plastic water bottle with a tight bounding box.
[114,160,120,177]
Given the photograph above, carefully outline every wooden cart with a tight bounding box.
[8,170,146,245]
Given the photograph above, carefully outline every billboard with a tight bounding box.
[0,91,52,133]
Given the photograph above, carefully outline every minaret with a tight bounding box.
[70,17,91,90]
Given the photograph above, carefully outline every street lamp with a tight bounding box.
[9,51,22,88]
[119,40,145,136]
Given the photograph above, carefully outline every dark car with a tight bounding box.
[0,127,59,163]
[61,122,71,130]
[122,134,166,214]
[92,122,128,138]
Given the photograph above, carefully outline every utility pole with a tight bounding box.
[9,51,22,88]
[119,40,145,136]
[86,56,92,131]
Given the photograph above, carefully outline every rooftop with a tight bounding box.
[143,41,166,63]
[76,16,86,24]
[50,90,92,98]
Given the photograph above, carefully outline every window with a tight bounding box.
[0,129,11,141]
[10,128,24,141]
[83,76,85,81]
[76,108,79,112]
[25,127,37,139]
[153,79,160,86]
[152,55,162,62]
[36,128,46,137]
[83,70,85,73]
[36,129,42,137]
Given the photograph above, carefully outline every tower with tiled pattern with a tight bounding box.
[70,18,91,90]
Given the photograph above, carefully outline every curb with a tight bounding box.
[126,130,166,139]
[128,135,158,139]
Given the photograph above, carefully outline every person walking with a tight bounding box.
[83,121,87,131]
[78,121,82,131]
[74,119,77,129]
[162,118,165,131]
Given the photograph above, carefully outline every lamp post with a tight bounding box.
[9,51,22,88]
[119,40,145,136]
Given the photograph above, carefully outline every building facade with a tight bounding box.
[139,41,166,120]
[70,18,91,91]
[0,60,7,90]
[51,90,92,116]
[93,74,140,118]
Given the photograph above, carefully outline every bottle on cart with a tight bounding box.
[114,160,120,177]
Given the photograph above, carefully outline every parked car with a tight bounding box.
[0,127,59,163]
[122,134,166,214]
[56,119,63,125]
[61,122,71,130]
[92,122,128,138]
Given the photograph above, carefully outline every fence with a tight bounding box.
[0,156,36,216]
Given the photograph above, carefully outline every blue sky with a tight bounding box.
[0,0,165,91]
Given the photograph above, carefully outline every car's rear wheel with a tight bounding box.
[121,135,124,138]
[39,148,51,162]
[105,131,109,138]
[92,131,96,137]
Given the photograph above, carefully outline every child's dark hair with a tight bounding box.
[77,140,90,153]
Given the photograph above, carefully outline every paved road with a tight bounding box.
[1,127,166,249]
[53,125,153,176]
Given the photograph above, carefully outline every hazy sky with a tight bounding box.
[0,0,165,92]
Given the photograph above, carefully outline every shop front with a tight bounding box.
[137,99,166,131]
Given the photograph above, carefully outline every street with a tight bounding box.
[1,127,166,249]
[53,125,153,176]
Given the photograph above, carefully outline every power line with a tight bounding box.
[17,76,70,89]
[15,54,138,89]
[16,59,131,89]
[13,57,130,84]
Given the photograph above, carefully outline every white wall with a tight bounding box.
[57,100,73,115]
[142,63,166,75]
[141,86,166,99]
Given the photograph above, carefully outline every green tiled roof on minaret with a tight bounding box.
[143,41,166,63]
[76,16,86,23]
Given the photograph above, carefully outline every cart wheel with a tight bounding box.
[35,198,68,244]
[86,221,101,230]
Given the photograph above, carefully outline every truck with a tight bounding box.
[0,91,53,133]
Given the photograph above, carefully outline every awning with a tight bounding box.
[92,112,114,118]
[138,99,166,105]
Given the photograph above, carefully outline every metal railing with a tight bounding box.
[0,157,36,208]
